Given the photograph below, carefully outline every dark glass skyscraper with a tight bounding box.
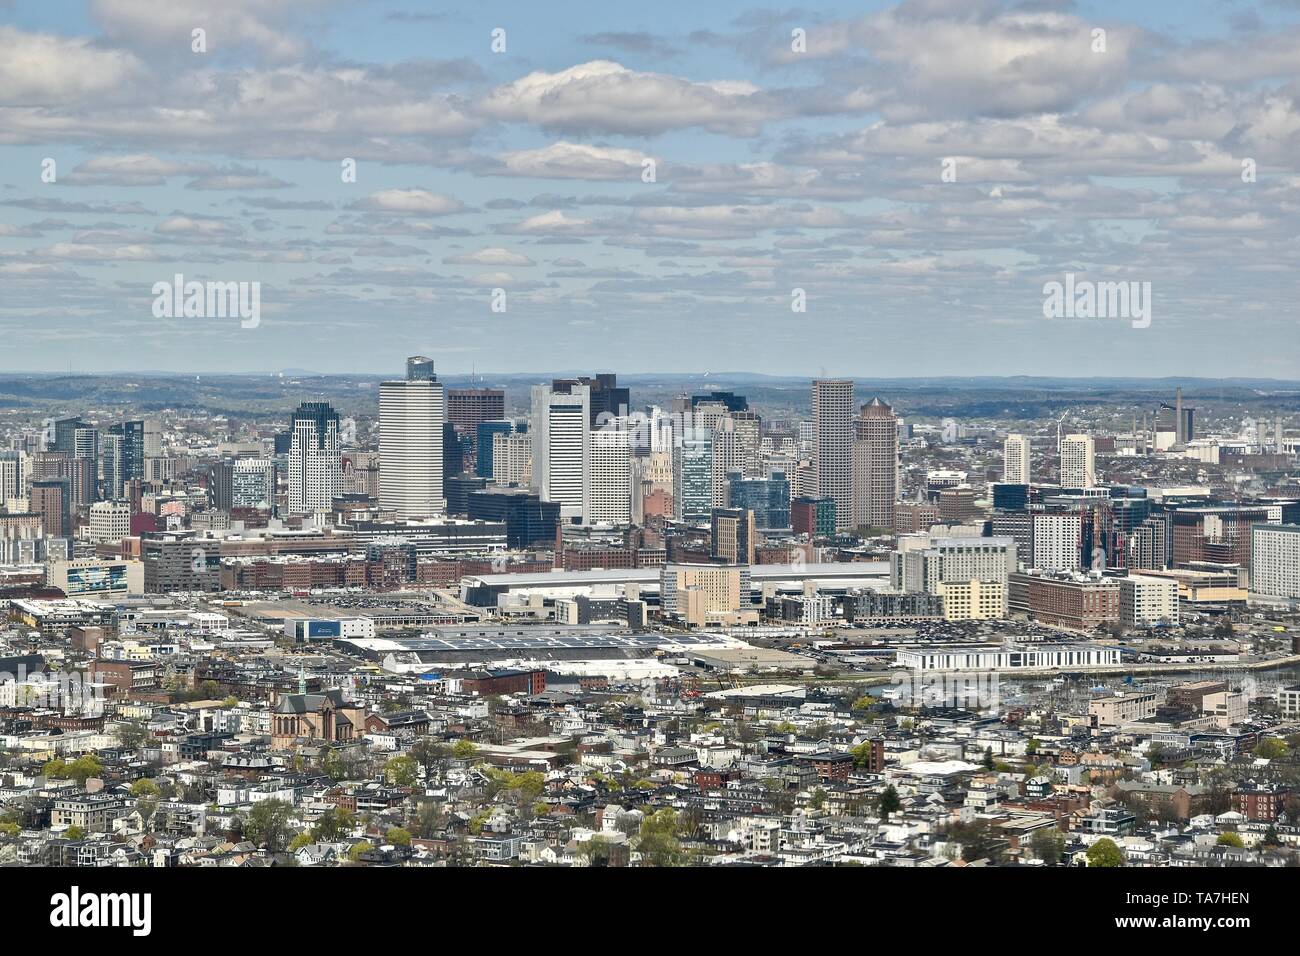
[476,420,512,478]
[110,420,145,480]
[727,470,791,531]
[553,373,629,427]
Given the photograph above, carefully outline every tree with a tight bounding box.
[384,755,418,787]
[115,721,149,751]
[578,835,613,866]
[878,785,901,821]
[1030,827,1066,864]
[289,832,313,851]
[850,695,876,711]
[245,799,293,853]
[1255,737,1289,760]
[45,754,102,785]
[320,746,356,782]
[1216,831,1244,848]
[66,754,103,784]
[982,747,995,771]
[1205,770,1233,815]
[312,806,353,842]
[386,826,412,847]
[411,801,443,839]
[637,809,684,867]
[510,770,545,803]
[452,739,478,760]
[130,779,161,798]
[850,741,879,768]
[1087,838,1124,867]
[409,738,449,783]
[136,796,158,829]
[65,825,86,841]
[348,840,372,862]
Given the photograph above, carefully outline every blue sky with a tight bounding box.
[2,0,1300,377]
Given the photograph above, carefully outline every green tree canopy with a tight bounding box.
[637,808,684,867]
[1086,838,1124,868]
[384,755,418,787]
[452,740,478,760]
[245,799,293,853]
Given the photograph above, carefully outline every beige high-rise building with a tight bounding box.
[379,364,446,519]
[711,508,755,565]
[659,562,749,624]
[812,379,855,531]
[852,397,898,531]
[712,419,742,508]
[492,432,532,486]
[1061,434,1095,488]
[1003,434,1031,484]
[588,427,631,525]
[937,578,1007,621]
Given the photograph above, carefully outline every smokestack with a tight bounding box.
[1174,387,1184,447]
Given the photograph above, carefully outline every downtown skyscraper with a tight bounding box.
[1003,433,1032,484]
[380,357,446,519]
[812,379,855,531]
[1061,433,1096,489]
[288,401,341,515]
[852,398,898,531]
[531,382,590,523]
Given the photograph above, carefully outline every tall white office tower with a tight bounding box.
[531,383,591,522]
[1003,433,1032,484]
[288,402,341,515]
[1060,434,1096,489]
[852,398,898,531]
[0,450,26,509]
[812,379,855,530]
[73,427,99,461]
[379,359,446,519]
[589,426,632,525]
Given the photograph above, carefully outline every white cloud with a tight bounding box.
[493,142,650,180]
[482,60,777,135]
[0,25,146,105]
[444,248,536,266]
[353,189,466,217]
[499,210,599,235]
[89,0,313,62]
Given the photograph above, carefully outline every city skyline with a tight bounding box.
[3,2,1300,901]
